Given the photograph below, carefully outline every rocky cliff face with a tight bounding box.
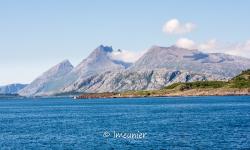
[0,84,27,94]
[58,69,222,94]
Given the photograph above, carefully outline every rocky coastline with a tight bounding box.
[76,88,250,99]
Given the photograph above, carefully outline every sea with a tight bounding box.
[0,96,249,149]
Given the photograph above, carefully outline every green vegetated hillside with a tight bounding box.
[119,70,250,97]
[230,69,250,88]
[165,69,250,90]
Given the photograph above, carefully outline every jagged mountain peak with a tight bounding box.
[55,59,73,70]
[60,59,72,65]
[74,45,128,73]
[91,45,113,54]
[82,45,114,62]
[41,60,73,78]
[97,45,113,52]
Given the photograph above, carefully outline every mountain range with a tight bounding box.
[11,45,250,96]
[0,84,27,94]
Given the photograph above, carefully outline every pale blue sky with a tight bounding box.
[0,0,250,85]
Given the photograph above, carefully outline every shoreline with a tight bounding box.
[76,88,250,99]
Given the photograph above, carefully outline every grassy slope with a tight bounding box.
[117,69,250,97]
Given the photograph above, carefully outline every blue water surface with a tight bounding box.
[0,96,250,149]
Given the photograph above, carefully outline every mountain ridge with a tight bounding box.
[18,45,131,96]
[0,83,27,94]
[130,45,250,77]
[18,60,74,96]
[18,45,250,96]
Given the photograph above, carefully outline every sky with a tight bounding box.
[0,0,250,85]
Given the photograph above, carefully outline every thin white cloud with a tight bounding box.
[198,39,250,58]
[163,19,196,34]
[175,38,196,49]
[163,18,249,58]
[198,39,218,51]
[175,38,250,58]
[109,49,145,63]
[223,40,250,58]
